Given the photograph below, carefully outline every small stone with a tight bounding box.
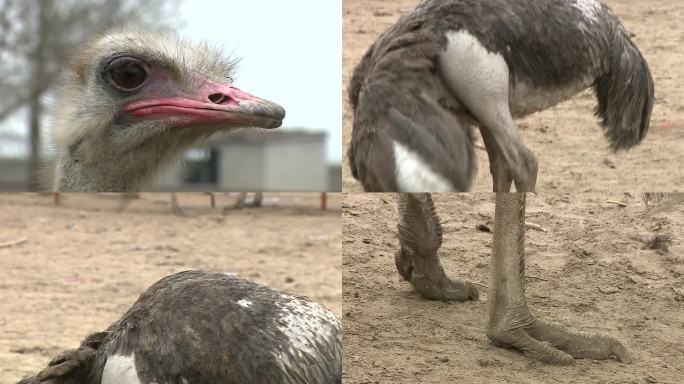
[643,233,672,253]
[602,158,616,169]
[599,286,620,295]
[213,215,225,223]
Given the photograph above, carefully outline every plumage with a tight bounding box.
[18,271,341,384]
[349,0,654,192]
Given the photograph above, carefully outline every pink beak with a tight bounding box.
[122,80,285,129]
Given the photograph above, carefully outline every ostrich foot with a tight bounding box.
[487,193,629,364]
[411,273,479,302]
[486,304,631,364]
[395,250,479,302]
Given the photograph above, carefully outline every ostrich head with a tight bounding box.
[50,28,285,191]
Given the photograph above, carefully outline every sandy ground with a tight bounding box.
[343,193,684,383]
[342,0,684,192]
[0,193,341,383]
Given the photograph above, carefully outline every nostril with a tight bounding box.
[208,93,229,104]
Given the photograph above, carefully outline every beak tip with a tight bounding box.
[269,105,286,127]
[275,105,286,119]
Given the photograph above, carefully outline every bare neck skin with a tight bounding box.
[53,152,149,192]
[52,130,191,192]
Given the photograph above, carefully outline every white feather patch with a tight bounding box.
[573,0,601,22]
[101,353,142,384]
[393,141,454,192]
[237,299,253,308]
[274,295,340,359]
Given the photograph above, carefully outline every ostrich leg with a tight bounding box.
[170,193,187,216]
[486,193,632,364]
[395,193,479,301]
[251,192,263,207]
[234,192,247,209]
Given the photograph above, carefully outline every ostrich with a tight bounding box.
[49,28,285,192]
[18,270,342,384]
[395,193,631,364]
[234,192,264,209]
[348,0,654,192]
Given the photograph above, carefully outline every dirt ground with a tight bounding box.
[343,193,684,383]
[0,193,341,383]
[342,0,684,192]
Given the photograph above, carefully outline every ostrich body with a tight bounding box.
[234,192,264,209]
[348,0,654,192]
[50,29,285,192]
[19,271,341,384]
[395,193,631,364]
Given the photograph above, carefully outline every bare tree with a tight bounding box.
[0,0,183,189]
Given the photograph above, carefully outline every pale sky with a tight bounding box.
[179,0,342,162]
[0,0,342,162]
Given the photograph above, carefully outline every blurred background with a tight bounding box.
[0,0,342,191]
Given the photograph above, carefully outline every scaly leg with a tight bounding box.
[395,193,479,301]
[251,192,263,207]
[486,193,631,364]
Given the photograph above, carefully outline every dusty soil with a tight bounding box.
[0,193,341,383]
[343,193,684,383]
[342,0,684,192]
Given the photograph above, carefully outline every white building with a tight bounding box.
[161,129,334,191]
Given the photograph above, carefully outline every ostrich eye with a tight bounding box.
[107,58,148,91]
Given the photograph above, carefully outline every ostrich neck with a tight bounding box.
[54,155,143,192]
[52,137,181,192]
